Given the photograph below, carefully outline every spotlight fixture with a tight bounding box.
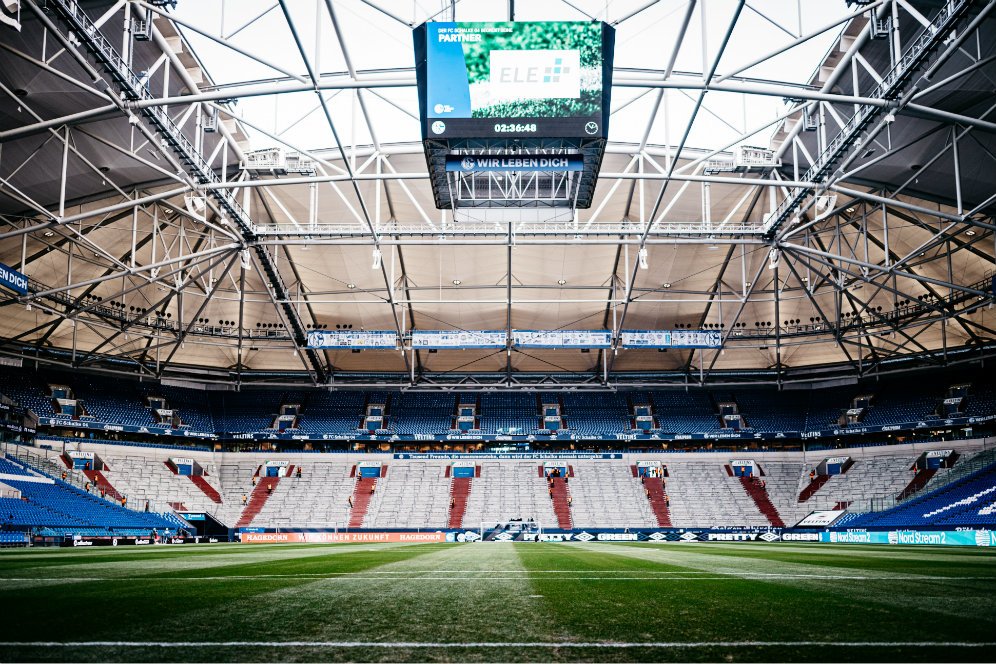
[43,231,54,237]
[347,283,356,289]
[846,207,855,213]
[966,230,976,236]
[662,283,671,289]
[452,279,462,286]
[557,279,566,286]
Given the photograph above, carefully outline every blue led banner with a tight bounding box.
[38,417,217,439]
[0,261,28,295]
[36,414,993,442]
[410,330,507,349]
[307,330,397,349]
[821,530,996,547]
[513,329,611,348]
[395,452,622,460]
[445,155,584,172]
[620,330,722,349]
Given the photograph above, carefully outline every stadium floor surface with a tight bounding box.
[1,541,995,662]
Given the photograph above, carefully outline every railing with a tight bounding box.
[765,0,969,236]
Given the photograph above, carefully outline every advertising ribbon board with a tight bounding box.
[241,532,447,544]
[0,261,28,295]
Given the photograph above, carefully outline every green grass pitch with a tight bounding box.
[1,541,995,662]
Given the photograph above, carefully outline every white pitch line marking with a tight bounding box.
[2,641,995,649]
[0,574,991,581]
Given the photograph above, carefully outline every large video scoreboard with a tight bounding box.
[414,21,615,140]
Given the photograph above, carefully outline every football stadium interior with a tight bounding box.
[1,0,996,661]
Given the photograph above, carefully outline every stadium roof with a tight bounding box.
[0,0,994,388]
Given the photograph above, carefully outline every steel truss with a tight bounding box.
[0,0,993,389]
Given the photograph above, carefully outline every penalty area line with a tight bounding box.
[2,641,996,649]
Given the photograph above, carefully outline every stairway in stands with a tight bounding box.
[83,470,122,502]
[190,475,223,504]
[798,475,831,502]
[549,477,573,529]
[739,477,785,527]
[236,477,279,527]
[896,469,937,501]
[348,477,377,528]
[643,477,672,526]
[448,477,472,528]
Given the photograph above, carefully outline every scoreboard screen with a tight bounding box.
[414,21,614,139]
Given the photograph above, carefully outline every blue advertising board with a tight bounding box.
[0,261,28,295]
[821,529,995,547]
[445,155,584,172]
[34,412,995,443]
[394,452,622,460]
[37,416,217,439]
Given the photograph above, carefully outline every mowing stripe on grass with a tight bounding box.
[3,640,996,648]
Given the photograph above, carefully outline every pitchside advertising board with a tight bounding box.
[240,532,448,544]
[230,528,996,547]
[521,529,994,545]
[415,21,615,139]
[823,529,996,547]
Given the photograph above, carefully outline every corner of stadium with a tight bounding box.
[1,0,995,661]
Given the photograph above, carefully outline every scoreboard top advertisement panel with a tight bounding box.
[415,21,614,139]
